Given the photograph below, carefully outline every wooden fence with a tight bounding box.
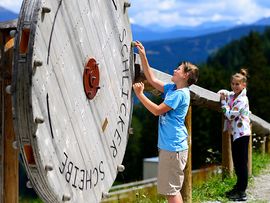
[134,55,270,203]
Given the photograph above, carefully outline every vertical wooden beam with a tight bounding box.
[0,28,19,203]
[0,61,4,203]
[182,106,192,203]
[256,135,266,155]
[265,135,270,154]
[221,116,233,178]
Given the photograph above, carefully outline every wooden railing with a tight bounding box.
[101,178,158,202]
[134,54,270,203]
[101,166,223,202]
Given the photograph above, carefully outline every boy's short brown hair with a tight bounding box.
[182,61,199,86]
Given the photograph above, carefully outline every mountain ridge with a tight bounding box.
[132,17,270,42]
[0,6,17,22]
[142,25,269,73]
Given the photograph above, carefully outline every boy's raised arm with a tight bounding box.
[135,41,165,93]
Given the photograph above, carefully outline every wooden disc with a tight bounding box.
[12,0,134,202]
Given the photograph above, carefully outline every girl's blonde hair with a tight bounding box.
[231,68,248,83]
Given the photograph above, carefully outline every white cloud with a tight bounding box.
[129,0,270,27]
[0,0,23,13]
[158,0,177,10]
[2,0,270,28]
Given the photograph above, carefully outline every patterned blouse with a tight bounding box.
[218,88,251,141]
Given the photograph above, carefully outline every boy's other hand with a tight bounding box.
[133,82,144,97]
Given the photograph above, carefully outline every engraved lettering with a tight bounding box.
[59,153,105,191]
[99,161,105,181]
[65,162,73,183]
[59,152,68,174]
[118,116,125,132]
[121,44,128,57]
[72,165,79,188]
[111,0,117,10]
[119,28,126,42]
[79,169,85,190]
[122,75,129,87]
[122,58,129,72]
[110,140,118,158]
[93,168,98,187]
[85,169,92,190]
[122,88,129,98]
[114,129,122,146]
[120,103,127,116]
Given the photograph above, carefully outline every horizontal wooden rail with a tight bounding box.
[134,54,270,136]
[101,178,157,202]
[109,177,157,192]
[109,178,157,195]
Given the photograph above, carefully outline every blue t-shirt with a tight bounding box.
[158,83,190,152]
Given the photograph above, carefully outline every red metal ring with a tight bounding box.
[83,58,100,100]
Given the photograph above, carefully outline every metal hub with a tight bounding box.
[83,58,100,100]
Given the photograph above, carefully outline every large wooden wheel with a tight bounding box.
[12,0,134,202]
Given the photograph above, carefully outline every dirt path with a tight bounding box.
[247,166,270,202]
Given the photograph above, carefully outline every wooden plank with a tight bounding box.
[266,136,270,154]
[221,117,233,177]
[134,60,270,136]
[182,106,192,203]
[250,114,270,136]
[0,28,19,203]
[0,40,4,203]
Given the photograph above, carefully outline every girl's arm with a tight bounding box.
[133,82,171,116]
[135,41,164,93]
[217,89,232,103]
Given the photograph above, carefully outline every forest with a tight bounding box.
[117,28,270,183]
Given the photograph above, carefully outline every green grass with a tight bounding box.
[116,150,270,203]
[19,152,270,203]
[252,151,270,176]
[192,174,236,202]
[192,151,270,202]
[19,197,43,203]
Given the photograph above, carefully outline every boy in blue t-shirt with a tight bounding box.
[133,41,199,203]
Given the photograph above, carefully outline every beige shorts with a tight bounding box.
[157,149,188,196]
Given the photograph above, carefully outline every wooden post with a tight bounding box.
[266,135,270,154]
[0,66,4,203]
[182,106,192,203]
[221,116,233,178]
[257,136,266,155]
[0,26,19,203]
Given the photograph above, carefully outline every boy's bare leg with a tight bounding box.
[167,194,183,203]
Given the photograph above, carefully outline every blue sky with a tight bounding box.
[129,0,270,27]
[0,0,22,13]
[1,0,270,28]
